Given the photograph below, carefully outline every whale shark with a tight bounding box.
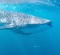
[0,10,52,35]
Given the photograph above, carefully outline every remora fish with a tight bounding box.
[0,10,52,35]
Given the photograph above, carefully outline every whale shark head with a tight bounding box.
[0,10,52,35]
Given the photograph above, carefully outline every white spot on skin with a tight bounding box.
[0,18,7,23]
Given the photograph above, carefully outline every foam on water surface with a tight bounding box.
[0,0,60,6]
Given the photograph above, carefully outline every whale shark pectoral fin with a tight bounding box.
[9,22,52,35]
[13,30,34,35]
[8,27,34,35]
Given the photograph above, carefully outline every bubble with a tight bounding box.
[33,45,40,48]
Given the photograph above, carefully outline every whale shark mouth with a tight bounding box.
[0,10,52,35]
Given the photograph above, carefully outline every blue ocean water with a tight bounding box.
[0,1,60,55]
